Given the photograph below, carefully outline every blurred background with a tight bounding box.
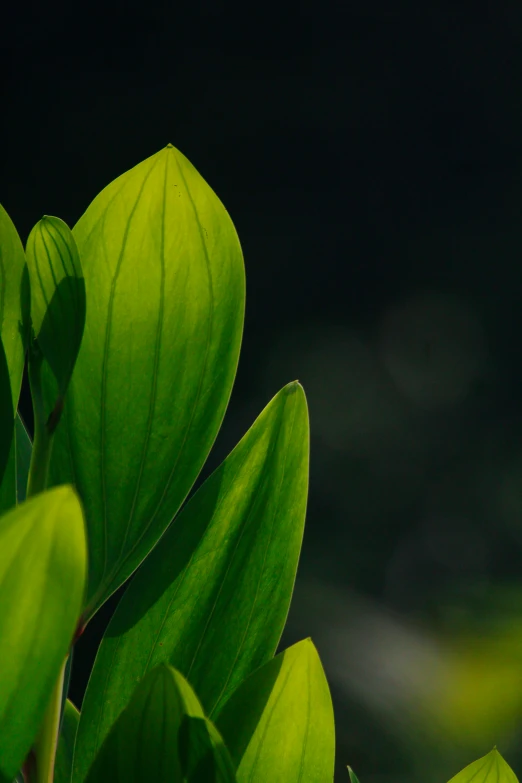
[4,3,522,781]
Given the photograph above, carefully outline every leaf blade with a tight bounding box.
[25,216,85,398]
[0,486,87,782]
[44,145,245,620]
[73,381,309,783]
[83,664,236,783]
[55,700,80,783]
[215,639,335,783]
[0,205,30,410]
[0,412,33,515]
[447,748,519,783]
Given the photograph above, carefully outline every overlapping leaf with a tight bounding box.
[83,664,236,783]
[55,700,80,783]
[0,487,87,783]
[43,144,245,620]
[73,381,308,783]
[0,413,32,515]
[25,215,85,399]
[0,339,14,498]
[0,207,30,497]
[215,639,335,782]
[447,749,519,783]
[0,205,30,409]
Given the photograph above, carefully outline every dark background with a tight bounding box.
[5,4,522,781]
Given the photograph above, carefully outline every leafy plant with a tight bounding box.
[0,144,517,782]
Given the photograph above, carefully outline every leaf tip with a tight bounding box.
[285,380,301,394]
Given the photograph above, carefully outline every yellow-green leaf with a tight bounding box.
[44,144,245,621]
[0,487,87,782]
[447,749,519,783]
[216,639,335,783]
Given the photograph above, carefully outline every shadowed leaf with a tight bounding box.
[25,216,85,399]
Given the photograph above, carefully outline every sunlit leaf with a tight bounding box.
[73,382,308,783]
[84,664,235,783]
[55,700,80,783]
[215,639,335,783]
[25,216,85,399]
[43,144,245,621]
[0,487,87,783]
[447,748,519,783]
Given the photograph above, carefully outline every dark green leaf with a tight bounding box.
[0,205,31,512]
[15,414,32,503]
[44,144,245,620]
[0,413,33,515]
[0,205,31,406]
[84,664,235,783]
[216,639,335,783]
[73,382,308,783]
[180,716,237,783]
[54,700,80,783]
[0,338,14,497]
[0,486,87,782]
[59,647,74,736]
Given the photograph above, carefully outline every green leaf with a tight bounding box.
[215,639,335,783]
[0,206,31,511]
[0,413,33,515]
[72,381,308,783]
[0,338,14,496]
[0,486,87,783]
[84,664,236,783]
[14,414,32,504]
[348,766,361,783]
[59,647,74,736]
[447,749,519,783]
[0,205,31,409]
[25,216,85,399]
[44,144,245,620]
[54,700,80,783]
[179,716,237,782]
